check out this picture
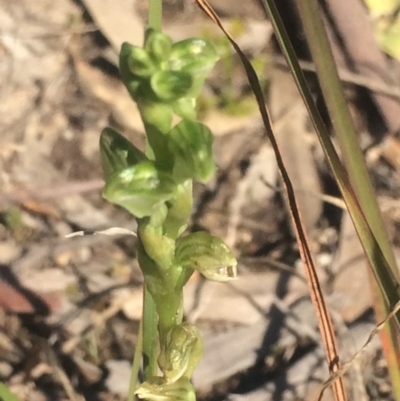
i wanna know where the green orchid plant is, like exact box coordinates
[99,28,237,401]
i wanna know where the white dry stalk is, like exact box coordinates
[65,227,137,238]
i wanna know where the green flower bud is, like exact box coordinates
[169,38,219,74]
[99,128,147,180]
[168,119,216,183]
[120,42,135,80]
[150,70,193,102]
[159,323,203,383]
[175,232,237,282]
[135,377,195,401]
[102,161,176,218]
[145,28,173,64]
[169,38,219,97]
[128,46,156,78]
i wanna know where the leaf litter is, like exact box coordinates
[1,0,400,400]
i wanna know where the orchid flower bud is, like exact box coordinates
[159,323,203,383]
[168,119,216,183]
[128,46,156,78]
[150,70,193,102]
[102,161,176,218]
[135,377,196,401]
[169,38,219,97]
[119,42,144,100]
[145,29,173,64]
[175,232,237,282]
[99,128,147,180]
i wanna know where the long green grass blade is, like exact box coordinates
[261,0,400,396]
[295,0,399,280]
[128,320,143,401]
[260,0,400,315]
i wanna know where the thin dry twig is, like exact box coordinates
[316,299,400,401]
[44,341,82,401]
[62,291,135,353]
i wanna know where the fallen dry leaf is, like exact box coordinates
[0,281,63,314]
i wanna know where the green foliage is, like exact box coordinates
[365,0,400,60]
[0,383,20,401]
[99,27,236,401]
[4,208,23,231]
[365,0,400,16]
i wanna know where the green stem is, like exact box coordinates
[128,320,143,401]
[155,292,184,344]
[140,0,163,382]
[148,0,162,31]
[143,285,158,379]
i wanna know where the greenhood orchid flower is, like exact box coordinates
[175,232,237,282]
